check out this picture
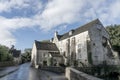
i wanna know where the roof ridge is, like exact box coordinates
[35,40,53,44]
[75,19,100,31]
[58,19,100,40]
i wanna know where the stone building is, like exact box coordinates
[9,45,21,64]
[31,19,119,68]
[31,40,62,68]
[12,50,21,64]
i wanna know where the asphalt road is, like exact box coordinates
[0,63,61,80]
[0,63,40,80]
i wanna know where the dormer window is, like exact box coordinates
[69,29,74,36]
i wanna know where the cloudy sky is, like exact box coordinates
[0,0,120,51]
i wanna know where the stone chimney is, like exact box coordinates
[54,31,58,37]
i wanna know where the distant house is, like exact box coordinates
[31,19,120,68]
[11,49,21,64]
[31,40,62,68]
[9,45,21,64]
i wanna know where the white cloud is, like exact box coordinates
[0,0,42,13]
[0,0,28,12]
[0,0,120,48]
[38,0,85,30]
[87,0,120,25]
[0,30,16,47]
[0,16,33,47]
[108,0,120,23]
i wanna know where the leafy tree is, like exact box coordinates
[0,45,13,61]
[106,25,120,53]
[21,51,31,63]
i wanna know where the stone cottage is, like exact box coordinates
[31,19,119,68]
[31,40,62,68]
[12,50,21,64]
[9,45,21,64]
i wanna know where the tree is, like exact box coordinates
[106,25,120,53]
[0,45,13,61]
[21,51,31,63]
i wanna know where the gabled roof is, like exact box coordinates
[57,19,101,40]
[35,40,59,51]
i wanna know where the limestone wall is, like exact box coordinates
[0,61,15,67]
[53,23,116,66]
[57,31,89,65]
[65,67,103,80]
[75,31,88,64]
[31,42,37,66]
[89,24,113,65]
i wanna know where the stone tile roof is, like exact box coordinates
[57,19,101,40]
[35,40,59,51]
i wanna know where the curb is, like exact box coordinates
[0,67,19,78]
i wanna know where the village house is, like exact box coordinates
[31,40,62,68]
[12,50,21,64]
[31,19,119,68]
[9,45,21,64]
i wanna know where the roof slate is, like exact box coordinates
[35,40,59,51]
[57,19,101,40]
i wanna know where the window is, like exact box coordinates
[97,24,102,30]
[77,44,82,58]
[43,53,45,57]
[71,37,75,45]
[69,30,74,35]
[63,51,66,57]
[66,39,70,53]
[102,36,107,47]
[78,44,81,48]
[93,43,95,46]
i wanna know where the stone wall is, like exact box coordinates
[0,61,15,67]
[40,66,65,73]
[31,42,37,66]
[65,67,103,80]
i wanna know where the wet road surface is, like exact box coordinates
[0,63,40,80]
[39,69,60,80]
